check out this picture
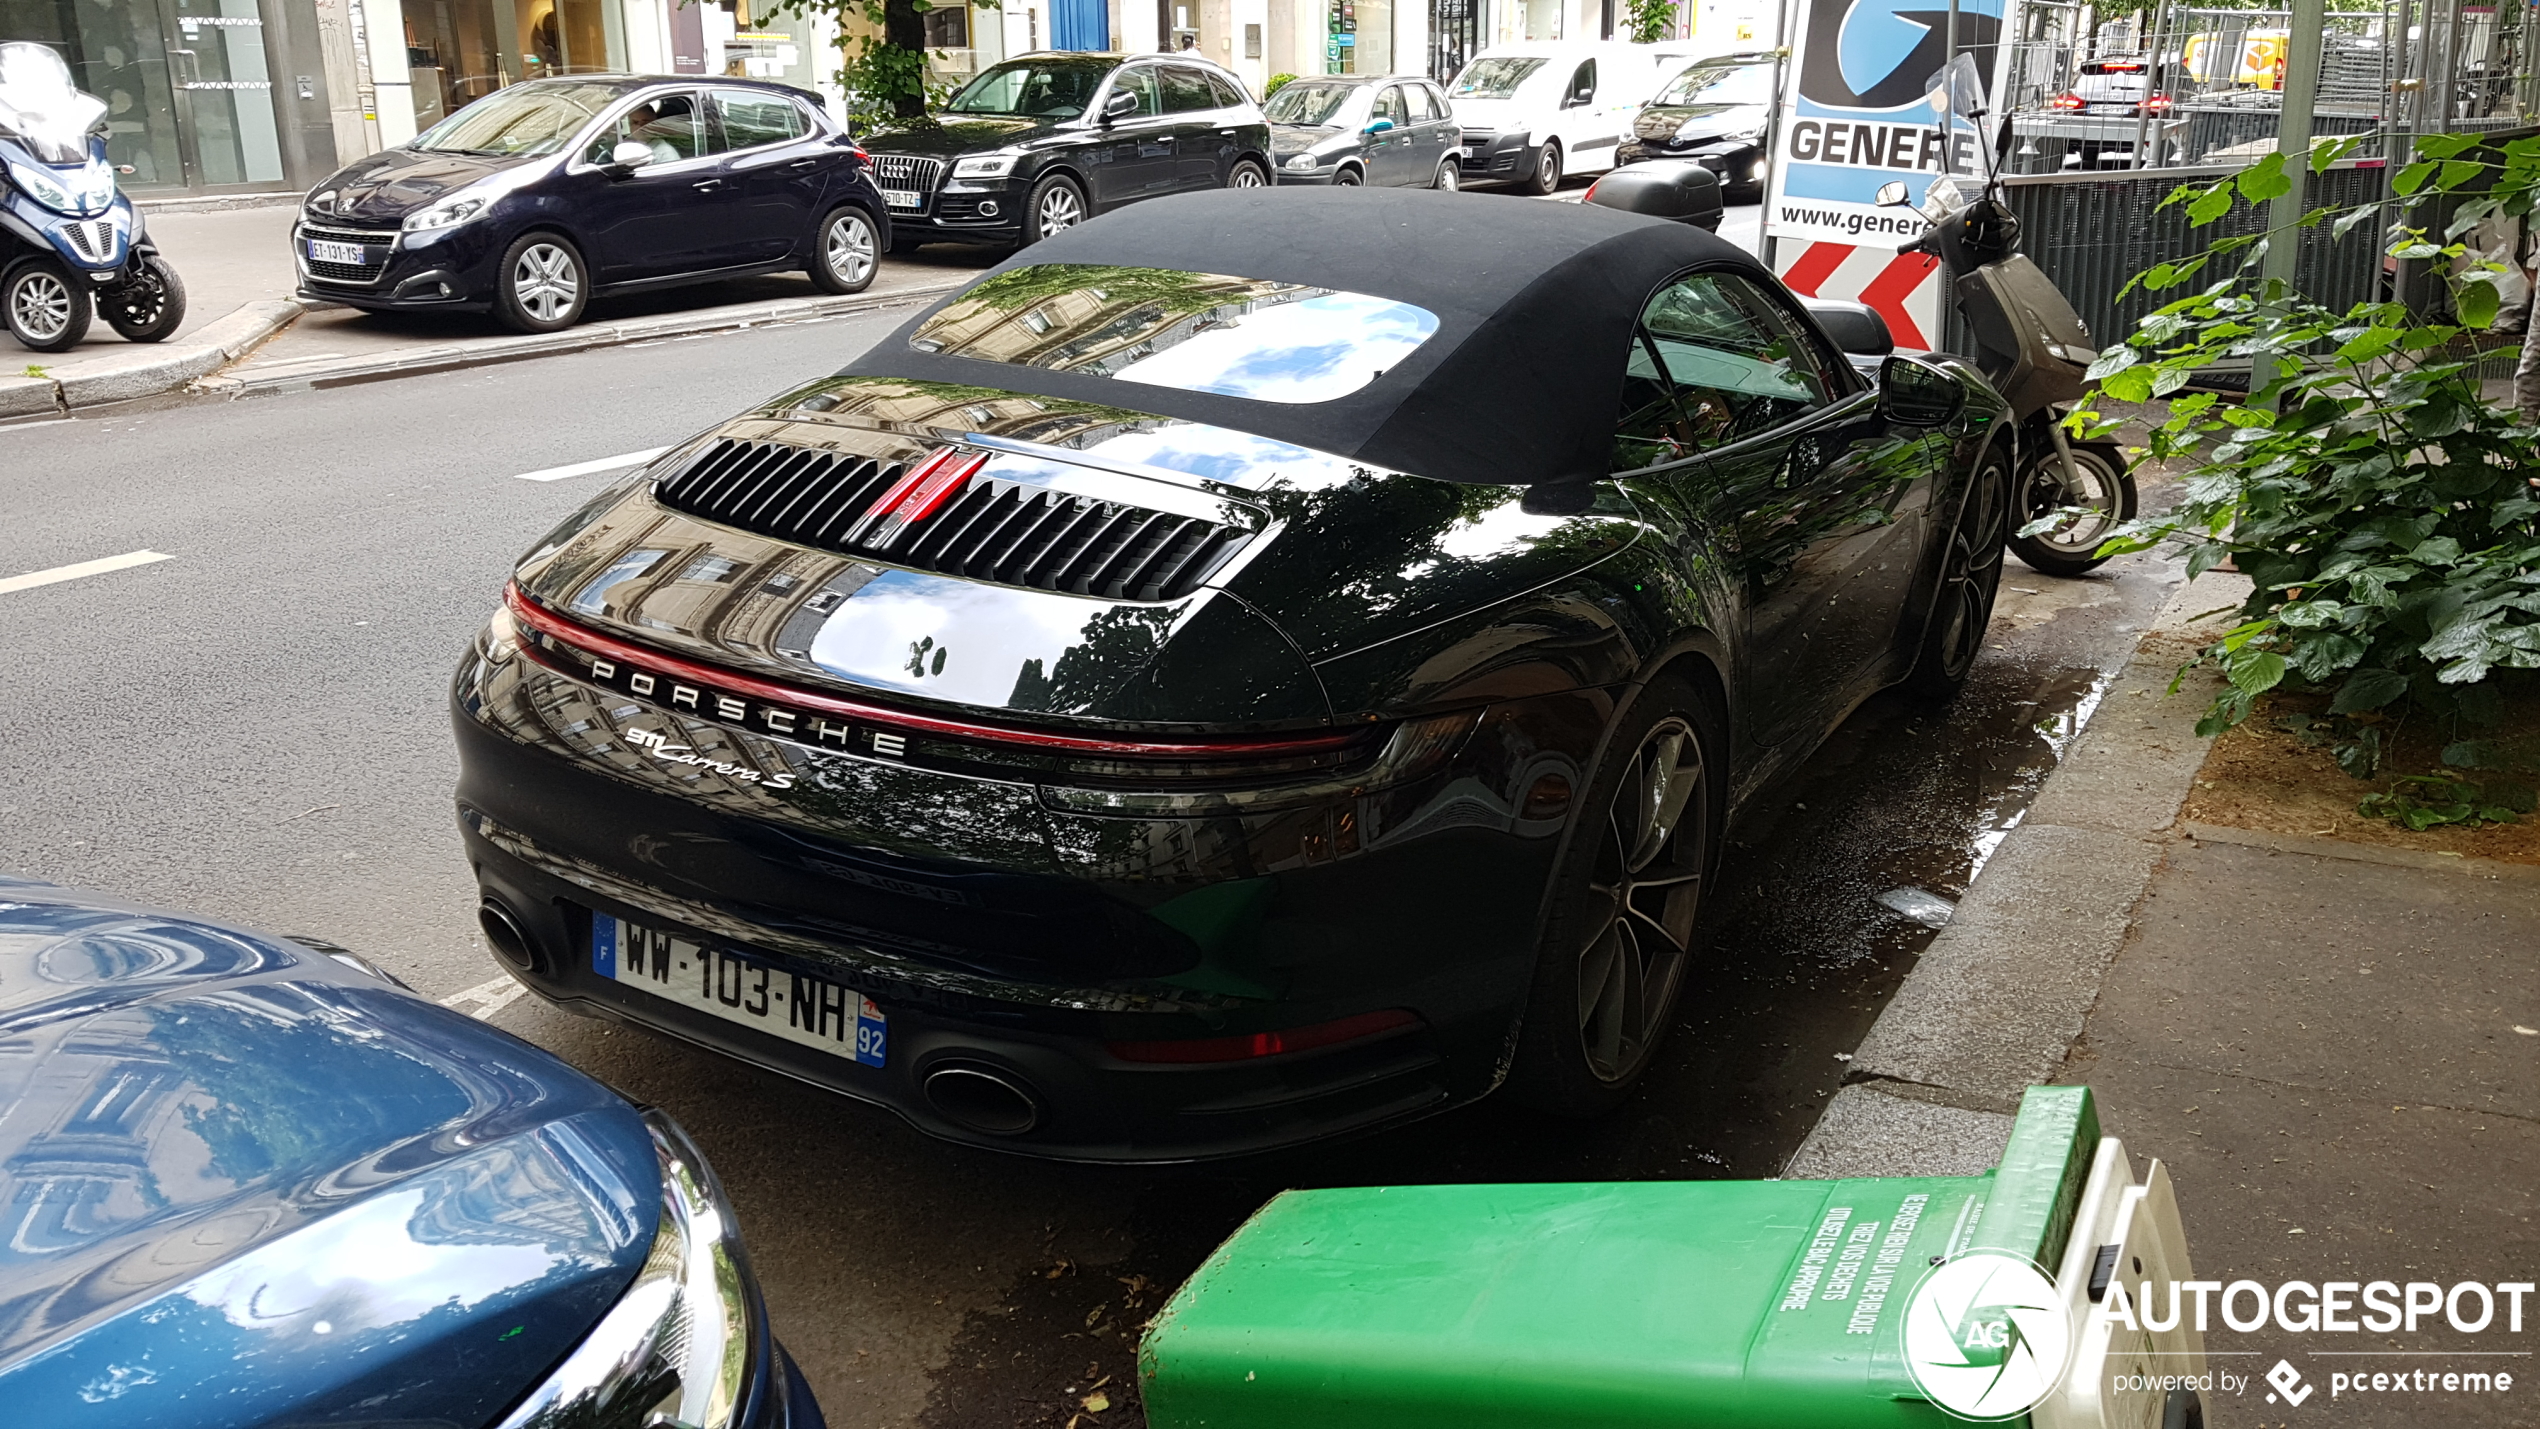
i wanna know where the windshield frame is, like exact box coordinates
[409,79,622,157]
[1652,61,1774,108]
[1449,56,1549,101]
[940,58,1118,119]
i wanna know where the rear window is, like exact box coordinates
[908,264,1440,404]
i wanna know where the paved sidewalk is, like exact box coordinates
[2068,831,2538,1427]
[1789,566,2540,1425]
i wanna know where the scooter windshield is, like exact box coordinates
[0,42,109,164]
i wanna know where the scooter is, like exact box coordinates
[0,42,186,354]
[1875,67,2133,578]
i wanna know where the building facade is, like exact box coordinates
[3,0,1763,196]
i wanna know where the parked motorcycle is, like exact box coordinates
[1876,69,2133,577]
[0,42,186,353]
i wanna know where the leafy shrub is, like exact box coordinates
[2073,136,2540,776]
[1265,73,1299,98]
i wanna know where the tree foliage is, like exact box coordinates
[1621,0,1680,45]
[762,0,997,123]
[2065,132,2540,777]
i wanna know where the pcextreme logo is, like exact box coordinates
[1901,1251,2072,1420]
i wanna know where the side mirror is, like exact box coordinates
[1103,90,1140,122]
[1364,117,1396,133]
[1873,179,1910,207]
[604,139,655,174]
[1877,354,1967,427]
[1801,297,1893,357]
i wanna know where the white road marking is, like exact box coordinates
[512,446,671,483]
[440,973,530,1021]
[0,549,173,595]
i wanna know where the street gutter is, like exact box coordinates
[0,299,304,419]
[198,280,965,397]
[1784,570,2248,1179]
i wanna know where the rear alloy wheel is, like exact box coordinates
[1905,442,2011,701]
[4,259,90,352]
[100,254,187,342]
[1227,159,1270,189]
[1023,174,1086,245]
[1507,683,1721,1116]
[1520,139,1563,196]
[1434,158,1460,190]
[808,205,878,294]
[494,233,586,334]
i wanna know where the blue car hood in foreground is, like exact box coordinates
[0,879,659,1429]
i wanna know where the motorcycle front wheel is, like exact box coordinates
[4,258,91,352]
[2008,441,2135,578]
[101,254,187,342]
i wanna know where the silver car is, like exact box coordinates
[1268,74,1462,188]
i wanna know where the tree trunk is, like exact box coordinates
[885,0,928,118]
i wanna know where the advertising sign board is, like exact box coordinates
[1762,0,2009,345]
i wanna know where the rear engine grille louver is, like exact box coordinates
[652,438,1248,602]
[652,438,908,551]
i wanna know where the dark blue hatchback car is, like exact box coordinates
[294,76,888,333]
[0,874,822,1429]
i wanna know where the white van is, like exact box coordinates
[1447,41,1695,194]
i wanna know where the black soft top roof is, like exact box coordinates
[848,186,1771,486]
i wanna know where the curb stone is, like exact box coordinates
[0,299,304,418]
[1781,572,2250,1177]
[199,279,965,396]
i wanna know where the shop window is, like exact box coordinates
[923,5,970,47]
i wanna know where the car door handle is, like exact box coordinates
[692,179,723,191]
[789,157,820,168]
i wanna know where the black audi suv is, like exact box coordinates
[294,75,889,333]
[453,188,2009,1162]
[858,52,1271,250]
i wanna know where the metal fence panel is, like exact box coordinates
[1939,163,2388,358]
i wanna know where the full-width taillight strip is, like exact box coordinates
[504,583,1364,759]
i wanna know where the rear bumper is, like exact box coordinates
[449,644,1587,1161]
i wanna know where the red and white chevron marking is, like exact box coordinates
[1775,242,1943,351]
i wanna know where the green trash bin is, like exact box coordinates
[1140,1086,2206,1429]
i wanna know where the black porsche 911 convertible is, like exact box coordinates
[453,186,2011,1161]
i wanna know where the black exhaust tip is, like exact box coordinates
[478,899,537,973]
[922,1063,1041,1136]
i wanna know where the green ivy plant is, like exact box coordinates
[2063,133,2540,780]
[1264,73,1299,99]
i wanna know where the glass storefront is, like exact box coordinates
[1326,0,1389,72]
[2,0,309,190]
[402,0,620,130]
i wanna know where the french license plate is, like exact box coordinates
[593,914,885,1067]
[881,188,922,210]
[308,238,367,264]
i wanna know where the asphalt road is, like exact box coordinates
[1,297,2179,1428]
